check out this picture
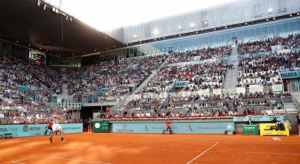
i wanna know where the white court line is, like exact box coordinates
[38,156,111,164]
[177,139,300,145]
[207,150,300,156]
[176,139,218,143]
[11,155,111,164]
[272,137,282,141]
[186,141,220,164]
[10,161,25,164]
[170,137,300,143]
[10,156,41,164]
[235,151,300,156]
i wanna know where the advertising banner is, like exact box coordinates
[112,121,234,134]
[243,125,258,135]
[0,123,83,138]
[259,123,289,136]
[280,70,300,79]
[272,84,283,92]
[93,120,110,133]
[249,85,263,93]
[233,115,285,122]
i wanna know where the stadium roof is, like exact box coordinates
[44,0,237,32]
[0,0,124,57]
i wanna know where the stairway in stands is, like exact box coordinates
[62,83,69,98]
[282,96,300,134]
[112,54,172,111]
[291,93,300,109]
[223,43,239,95]
[133,55,171,94]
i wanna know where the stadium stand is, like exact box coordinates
[0,54,81,124]
[1,33,300,123]
[2,1,300,163]
[0,0,299,129]
[68,54,168,102]
[167,46,232,63]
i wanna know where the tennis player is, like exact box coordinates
[50,109,64,143]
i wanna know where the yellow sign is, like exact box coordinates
[259,123,289,136]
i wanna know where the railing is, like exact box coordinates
[291,93,300,111]
[95,114,287,121]
[97,114,244,121]
[288,83,300,93]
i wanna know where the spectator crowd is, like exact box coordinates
[2,34,300,123]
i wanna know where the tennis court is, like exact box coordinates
[1,133,300,164]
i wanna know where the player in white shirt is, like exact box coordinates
[50,109,64,143]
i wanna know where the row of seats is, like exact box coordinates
[1,33,300,122]
[238,34,300,55]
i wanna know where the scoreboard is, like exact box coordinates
[29,50,46,65]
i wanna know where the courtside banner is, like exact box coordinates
[61,123,83,134]
[259,123,289,136]
[112,121,234,134]
[93,120,110,133]
[0,123,83,138]
[233,115,285,122]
